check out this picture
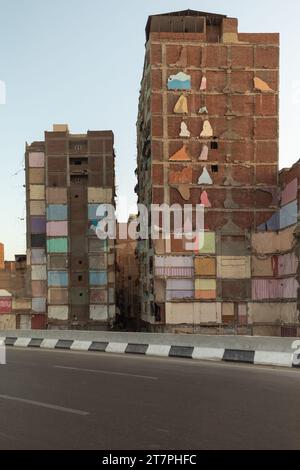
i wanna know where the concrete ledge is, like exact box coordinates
[2,330,300,369]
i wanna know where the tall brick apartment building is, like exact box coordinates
[136,10,300,335]
[25,125,116,329]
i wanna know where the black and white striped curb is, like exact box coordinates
[2,336,300,369]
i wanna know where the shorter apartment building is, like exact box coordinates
[25,125,116,330]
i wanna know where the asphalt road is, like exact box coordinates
[0,347,299,450]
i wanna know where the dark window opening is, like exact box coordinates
[211,140,218,150]
[74,160,82,165]
[78,260,82,265]
[211,165,218,173]
[74,194,79,199]
[79,293,83,297]
[155,303,161,322]
[78,275,82,281]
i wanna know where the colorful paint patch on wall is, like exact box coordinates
[31,249,46,265]
[47,238,68,253]
[29,152,45,168]
[280,201,297,229]
[46,221,68,237]
[200,191,212,207]
[47,205,68,221]
[32,297,46,313]
[254,77,273,93]
[198,167,213,185]
[167,72,191,90]
[217,256,251,279]
[174,95,188,114]
[89,271,108,286]
[200,120,213,138]
[169,166,192,184]
[90,305,108,321]
[155,256,194,277]
[169,145,191,162]
[31,217,46,234]
[252,278,298,300]
[166,278,194,300]
[31,265,47,281]
[48,271,68,287]
[195,232,216,254]
[30,185,45,200]
[48,306,69,320]
[195,279,217,300]
[194,257,216,276]
[179,122,191,138]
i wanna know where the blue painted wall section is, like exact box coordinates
[47,205,68,221]
[167,72,191,91]
[89,271,107,286]
[48,271,69,287]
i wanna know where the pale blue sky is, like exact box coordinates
[0,0,299,259]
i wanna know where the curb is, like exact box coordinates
[2,336,300,369]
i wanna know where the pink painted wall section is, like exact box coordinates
[281,179,298,207]
[29,152,45,168]
[0,298,12,314]
[46,221,68,237]
[156,267,194,277]
[252,278,298,300]
[155,256,194,277]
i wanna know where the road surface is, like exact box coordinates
[0,347,299,449]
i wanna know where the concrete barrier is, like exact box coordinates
[1,330,300,369]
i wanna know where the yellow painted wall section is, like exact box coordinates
[217,256,251,279]
[30,185,45,200]
[252,227,295,255]
[0,314,16,330]
[195,257,216,276]
[30,201,46,215]
[195,279,217,291]
[166,302,221,324]
[12,299,31,310]
[88,188,113,203]
[248,302,297,324]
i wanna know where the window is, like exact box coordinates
[211,140,218,150]
[211,165,218,173]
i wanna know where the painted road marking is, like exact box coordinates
[53,365,158,381]
[0,394,89,416]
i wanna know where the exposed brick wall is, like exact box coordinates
[137,11,282,331]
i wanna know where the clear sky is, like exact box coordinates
[0,0,299,259]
